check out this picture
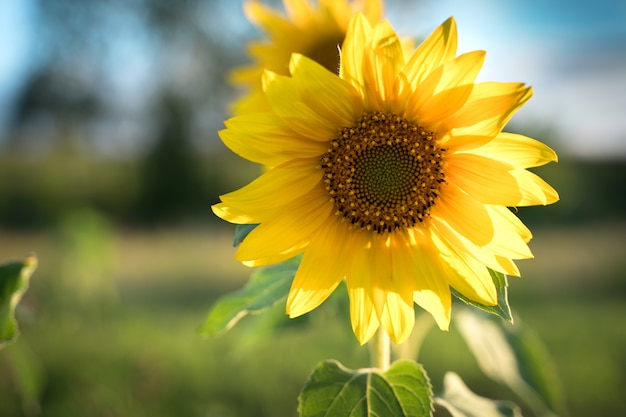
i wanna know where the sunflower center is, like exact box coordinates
[321,112,446,234]
[305,35,344,74]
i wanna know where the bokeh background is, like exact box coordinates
[0,0,625,416]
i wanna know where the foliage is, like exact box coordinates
[0,150,258,229]
[435,372,522,417]
[199,255,299,336]
[0,256,37,349]
[456,311,567,416]
[299,360,433,417]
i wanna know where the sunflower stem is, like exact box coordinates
[370,328,391,370]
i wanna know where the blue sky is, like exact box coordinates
[0,0,34,130]
[1,0,625,158]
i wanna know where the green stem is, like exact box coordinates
[370,328,391,370]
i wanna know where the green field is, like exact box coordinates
[1,222,625,417]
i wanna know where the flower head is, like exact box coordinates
[231,0,383,113]
[214,15,558,344]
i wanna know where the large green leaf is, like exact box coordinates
[298,360,433,417]
[435,372,522,417]
[456,309,565,417]
[451,268,512,322]
[199,255,301,336]
[0,255,37,349]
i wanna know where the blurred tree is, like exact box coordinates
[1,0,252,227]
[6,64,103,153]
[6,0,247,151]
[134,91,208,225]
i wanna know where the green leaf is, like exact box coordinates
[451,268,512,322]
[435,372,523,417]
[456,309,564,417]
[0,255,38,349]
[298,359,434,417]
[233,224,258,246]
[198,255,300,336]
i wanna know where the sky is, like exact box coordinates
[1,0,625,159]
[0,0,33,130]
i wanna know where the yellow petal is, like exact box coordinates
[218,162,322,224]
[428,228,497,306]
[347,285,380,345]
[404,17,458,88]
[263,71,340,141]
[448,153,557,208]
[446,153,522,206]
[415,85,473,127]
[289,53,363,127]
[344,229,387,344]
[432,183,494,246]
[221,113,327,166]
[471,132,558,168]
[384,234,423,343]
[407,50,484,127]
[443,82,532,135]
[495,255,520,277]
[404,230,452,331]
[368,235,393,319]
[388,233,420,297]
[510,169,560,206]
[340,12,373,91]
[414,289,450,331]
[487,205,532,242]
[434,50,485,94]
[343,232,389,322]
[431,217,521,276]
[211,203,253,226]
[283,0,314,23]
[361,20,404,109]
[405,62,443,116]
[286,218,349,317]
[242,250,305,268]
[244,1,294,37]
[235,188,332,263]
[442,133,493,153]
[381,291,415,344]
[360,0,384,24]
[483,205,534,259]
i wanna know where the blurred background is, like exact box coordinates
[0,0,624,416]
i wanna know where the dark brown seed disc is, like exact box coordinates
[321,111,446,233]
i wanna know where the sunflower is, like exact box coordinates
[213,14,558,345]
[231,0,383,113]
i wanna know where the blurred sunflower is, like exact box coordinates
[214,14,558,344]
[231,0,383,113]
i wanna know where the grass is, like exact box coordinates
[1,221,625,416]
